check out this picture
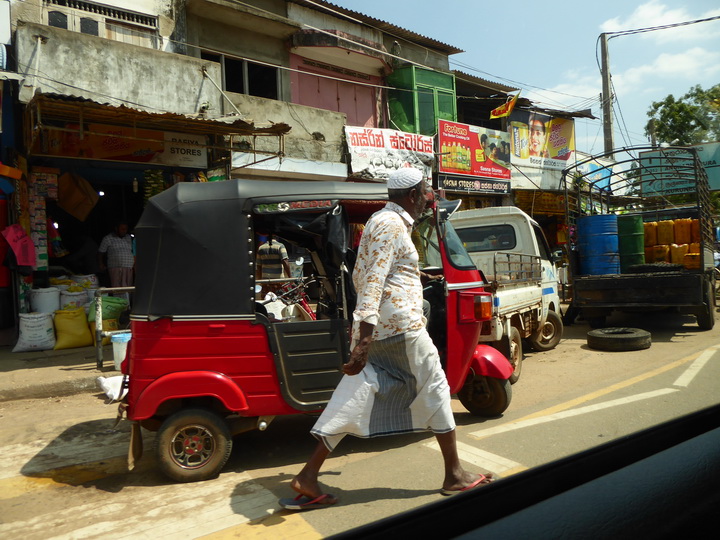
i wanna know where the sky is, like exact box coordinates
[328,0,720,156]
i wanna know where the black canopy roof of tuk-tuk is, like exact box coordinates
[133,179,389,318]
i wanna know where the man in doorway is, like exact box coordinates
[256,234,292,283]
[280,167,494,511]
[98,221,134,288]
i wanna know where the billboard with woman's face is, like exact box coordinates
[509,111,575,170]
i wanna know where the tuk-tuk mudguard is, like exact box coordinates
[469,344,514,380]
[131,371,249,420]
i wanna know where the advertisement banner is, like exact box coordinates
[639,142,720,195]
[576,160,614,190]
[508,111,575,170]
[38,123,208,168]
[345,126,433,181]
[438,120,511,180]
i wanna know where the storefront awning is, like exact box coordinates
[26,93,291,137]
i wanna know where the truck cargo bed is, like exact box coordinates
[573,271,705,308]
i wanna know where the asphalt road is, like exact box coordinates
[1,308,718,539]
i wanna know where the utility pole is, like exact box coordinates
[600,33,614,154]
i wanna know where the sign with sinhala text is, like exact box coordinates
[345,126,433,181]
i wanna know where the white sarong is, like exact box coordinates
[311,328,455,451]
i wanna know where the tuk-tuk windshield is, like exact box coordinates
[415,213,475,270]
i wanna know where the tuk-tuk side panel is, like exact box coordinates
[440,240,486,394]
[269,318,350,411]
[127,319,303,419]
[444,285,485,394]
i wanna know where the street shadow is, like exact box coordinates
[17,409,474,493]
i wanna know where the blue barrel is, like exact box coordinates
[577,215,620,275]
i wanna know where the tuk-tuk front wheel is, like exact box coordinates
[458,375,512,417]
[156,409,233,483]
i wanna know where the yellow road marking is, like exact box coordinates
[0,457,129,499]
[198,511,322,540]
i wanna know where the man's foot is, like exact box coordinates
[440,472,495,495]
[279,493,338,511]
[284,474,338,510]
[291,473,324,500]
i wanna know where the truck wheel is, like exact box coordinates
[696,282,716,330]
[586,327,651,352]
[493,327,523,384]
[528,310,564,352]
[156,409,233,483]
[458,375,512,417]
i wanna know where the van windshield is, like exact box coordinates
[456,224,517,252]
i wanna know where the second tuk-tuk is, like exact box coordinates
[119,179,513,482]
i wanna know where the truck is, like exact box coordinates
[451,206,564,383]
[561,145,716,331]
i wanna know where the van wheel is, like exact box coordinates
[458,375,512,417]
[528,310,563,352]
[156,409,232,483]
[495,327,523,384]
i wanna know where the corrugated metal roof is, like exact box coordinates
[290,0,464,55]
[28,94,291,136]
[453,70,518,94]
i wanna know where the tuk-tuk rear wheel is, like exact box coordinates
[156,408,233,483]
[458,375,512,417]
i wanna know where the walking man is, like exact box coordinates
[280,167,493,511]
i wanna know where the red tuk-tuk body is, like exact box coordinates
[121,179,512,482]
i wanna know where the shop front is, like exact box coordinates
[3,94,289,329]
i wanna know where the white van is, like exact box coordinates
[451,207,563,383]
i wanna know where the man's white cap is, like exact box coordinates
[387,167,423,189]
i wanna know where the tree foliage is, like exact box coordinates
[645,84,720,145]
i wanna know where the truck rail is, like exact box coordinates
[489,252,542,290]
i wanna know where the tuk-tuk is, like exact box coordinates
[120,179,513,482]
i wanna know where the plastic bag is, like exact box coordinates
[96,375,128,402]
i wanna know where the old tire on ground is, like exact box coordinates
[586,327,651,352]
[528,310,564,352]
[156,408,233,483]
[458,375,512,417]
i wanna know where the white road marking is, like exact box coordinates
[469,388,678,439]
[673,347,719,387]
[424,440,522,474]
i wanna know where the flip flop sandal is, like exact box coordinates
[279,493,338,510]
[440,474,495,496]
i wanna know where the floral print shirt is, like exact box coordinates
[352,202,425,341]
